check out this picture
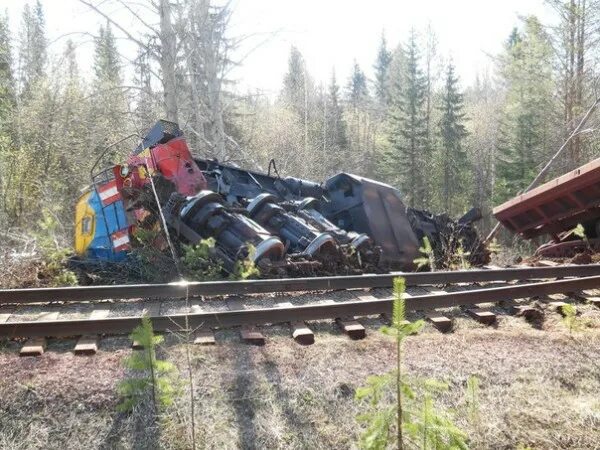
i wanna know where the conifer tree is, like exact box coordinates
[18,0,47,96]
[282,46,309,118]
[384,29,428,207]
[495,17,554,202]
[89,23,128,156]
[373,31,392,106]
[325,70,348,172]
[59,40,90,194]
[94,23,122,86]
[437,62,468,214]
[133,48,160,130]
[346,60,368,109]
[0,12,14,124]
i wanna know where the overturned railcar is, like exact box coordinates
[494,157,600,257]
[75,120,489,274]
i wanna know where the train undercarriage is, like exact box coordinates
[74,120,490,278]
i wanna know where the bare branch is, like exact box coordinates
[115,0,159,35]
[78,0,155,55]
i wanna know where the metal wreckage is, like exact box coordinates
[74,120,490,277]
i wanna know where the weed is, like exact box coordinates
[572,223,591,251]
[129,227,178,282]
[181,238,223,281]
[43,248,78,286]
[466,376,480,426]
[33,209,79,286]
[230,244,260,280]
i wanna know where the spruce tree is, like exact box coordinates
[437,62,468,214]
[18,0,47,96]
[385,29,428,207]
[94,23,122,86]
[89,22,128,157]
[373,32,392,106]
[282,46,308,118]
[0,11,14,123]
[495,17,554,202]
[346,60,368,109]
[325,70,348,172]
[133,48,159,130]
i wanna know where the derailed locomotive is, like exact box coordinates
[75,120,489,275]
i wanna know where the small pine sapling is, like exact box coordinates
[355,277,469,449]
[414,237,436,271]
[487,238,501,255]
[561,303,583,334]
[406,379,468,449]
[382,278,425,448]
[450,241,471,271]
[118,316,177,412]
[356,277,424,449]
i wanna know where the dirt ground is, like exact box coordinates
[1,306,600,450]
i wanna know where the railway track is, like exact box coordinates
[1,263,600,354]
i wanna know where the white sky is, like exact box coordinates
[1,0,556,95]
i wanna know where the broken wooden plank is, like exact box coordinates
[467,308,497,325]
[291,321,314,345]
[20,337,47,356]
[74,335,99,355]
[193,328,216,345]
[426,314,453,333]
[336,318,366,340]
[240,325,265,345]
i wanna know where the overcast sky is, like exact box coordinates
[1,0,556,95]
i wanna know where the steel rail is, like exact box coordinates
[2,264,600,305]
[3,274,600,338]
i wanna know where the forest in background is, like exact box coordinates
[1,0,599,250]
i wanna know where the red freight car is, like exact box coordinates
[493,158,600,257]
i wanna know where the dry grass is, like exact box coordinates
[1,309,600,449]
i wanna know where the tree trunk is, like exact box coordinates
[159,0,178,122]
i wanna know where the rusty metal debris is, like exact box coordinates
[494,157,600,257]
